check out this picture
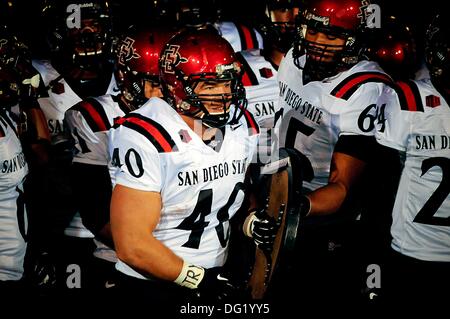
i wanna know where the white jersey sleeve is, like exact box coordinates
[65,96,126,166]
[337,80,386,137]
[109,121,162,192]
[376,86,414,151]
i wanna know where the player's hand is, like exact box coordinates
[196,268,237,301]
[251,200,285,255]
[30,251,57,288]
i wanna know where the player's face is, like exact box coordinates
[194,80,232,115]
[68,18,104,55]
[305,28,346,63]
[270,8,296,32]
[144,80,163,98]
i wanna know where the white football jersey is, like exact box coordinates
[277,50,392,191]
[64,95,125,256]
[0,110,28,281]
[376,78,450,262]
[110,97,259,279]
[237,49,281,162]
[32,60,118,145]
[65,95,126,169]
[33,60,119,239]
[215,21,264,53]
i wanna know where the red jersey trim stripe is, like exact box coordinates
[331,72,393,100]
[120,114,176,153]
[396,81,424,112]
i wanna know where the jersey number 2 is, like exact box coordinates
[176,182,245,249]
[413,157,450,226]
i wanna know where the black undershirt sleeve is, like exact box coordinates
[71,162,112,236]
[334,134,377,163]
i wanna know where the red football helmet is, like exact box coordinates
[294,0,371,79]
[367,16,417,80]
[159,28,245,128]
[116,25,175,109]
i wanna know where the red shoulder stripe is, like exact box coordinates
[240,25,255,50]
[75,98,111,132]
[121,114,175,153]
[331,72,393,100]
[239,106,259,136]
[396,81,424,112]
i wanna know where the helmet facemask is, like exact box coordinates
[266,0,299,53]
[163,63,246,128]
[47,1,112,72]
[293,13,364,81]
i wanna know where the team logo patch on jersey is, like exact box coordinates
[179,129,192,143]
[426,95,441,108]
[118,37,141,66]
[161,45,188,74]
[259,67,273,79]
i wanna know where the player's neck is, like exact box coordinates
[268,48,285,68]
[180,114,213,138]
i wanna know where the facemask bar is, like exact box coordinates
[184,72,246,128]
[293,16,362,80]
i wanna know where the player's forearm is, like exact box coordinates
[115,235,183,281]
[307,182,348,216]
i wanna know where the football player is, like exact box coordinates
[375,12,450,306]
[109,29,265,304]
[367,16,418,81]
[30,0,118,290]
[274,0,394,305]
[0,26,29,291]
[63,24,174,288]
[238,0,298,164]
[175,0,264,53]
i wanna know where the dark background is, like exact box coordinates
[1,0,444,59]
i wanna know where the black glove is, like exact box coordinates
[251,202,285,255]
[196,268,237,301]
[29,251,57,288]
